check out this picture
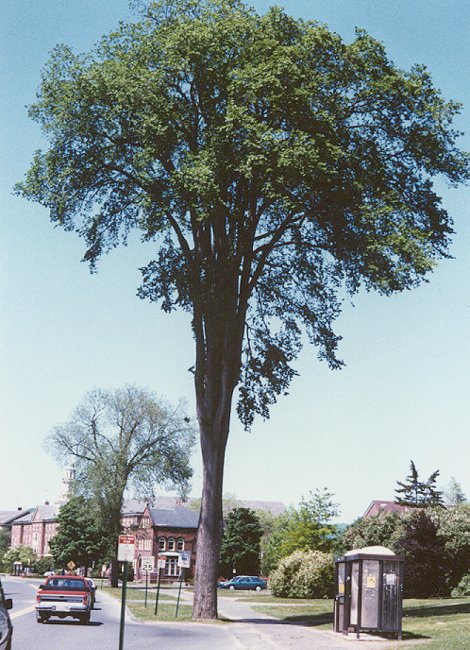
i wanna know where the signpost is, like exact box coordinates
[175,552,191,618]
[141,556,155,607]
[117,535,135,650]
[154,555,166,616]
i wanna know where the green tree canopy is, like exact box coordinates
[395,460,444,507]
[261,488,339,574]
[219,507,263,577]
[46,385,195,577]
[2,545,37,572]
[16,0,468,618]
[343,506,470,597]
[444,476,467,506]
[0,529,10,562]
[48,496,109,573]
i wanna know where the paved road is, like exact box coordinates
[3,578,407,649]
[3,577,240,649]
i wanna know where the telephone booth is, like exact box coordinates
[334,546,403,640]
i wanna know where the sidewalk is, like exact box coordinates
[183,591,411,650]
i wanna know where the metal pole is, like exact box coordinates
[154,568,161,616]
[118,562,128,650]
[144,569,149,607]
[175,568,184,618]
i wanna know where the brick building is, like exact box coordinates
[9,497,199,580]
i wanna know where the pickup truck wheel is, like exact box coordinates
[36,614,47,624]
[80,612,91,625]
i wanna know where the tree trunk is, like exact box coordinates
[192,411,230,619]
[110,558,119,588]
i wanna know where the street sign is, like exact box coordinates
[117,534,136,562]
[67,560,76,571]
[157,555,166,569]
[178,551,191,568]
[141,556,155,573]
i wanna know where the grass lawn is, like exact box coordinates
[102,585,177,601]
[252,597,470,649]
[101,585,195,621]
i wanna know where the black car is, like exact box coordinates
[0,577,13,650]
[218,575,267,591]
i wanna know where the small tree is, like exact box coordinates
[395,460,444,507]
[2,545,37,573]
[48,496,108,574]
[261,488,339,574]
[444,476,467,506]
[47,385,195,584]
[219,507,263,577]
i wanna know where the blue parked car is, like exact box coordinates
[218,576,267,591]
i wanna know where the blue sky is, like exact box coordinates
[1,0,469,522]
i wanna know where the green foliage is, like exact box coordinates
[269,550,334,599]
[46,386,195,561]
[395,460,444,507]
[16,0,469,431]
[451,574,470,597]
[0,529,10,561]
[343,505,470,597]
[340,511,403,553]
[429,503,470,592]
[261,489,339,574]
[2,544,37,571]
[395,510,448,597]
[219,507,263,576]
[15,0,469,617]
[48,496,109,571]
[33,557,56,575]
[444,477,467,506]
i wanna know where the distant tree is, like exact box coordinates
[219,507,263,576]
[430,503,470,593]
[46,385,195,584]
[16,0,468,618]
[1,545,36,572]
[395,510,448,597]
[395,460,444,507]
[0,529,10,561]
[261,488,339,574]
[343,507,469,597]
[260,510,294,575]
[444,476,467,506]
[341,511,402,554]
[48,496,108,574]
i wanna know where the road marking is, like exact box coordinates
[10,604,36,619]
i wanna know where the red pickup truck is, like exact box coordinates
[36,576,92,624]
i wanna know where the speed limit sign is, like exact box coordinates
[141,556,155,573]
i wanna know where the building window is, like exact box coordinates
[158,537,166,551]
[177,538,184,551]
[165,557,179,577]
[167,537,175,551]
[144,539,152,551]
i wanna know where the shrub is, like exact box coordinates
[269,550,334,599]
